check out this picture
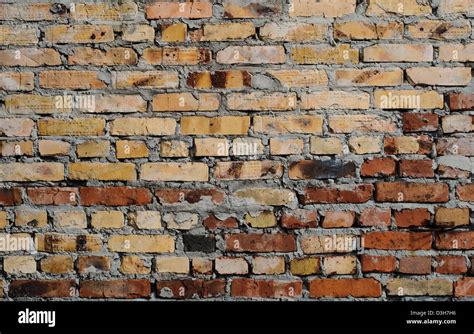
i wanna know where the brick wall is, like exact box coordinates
[0,0,473,300]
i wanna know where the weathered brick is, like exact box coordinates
[386,279,452,296]
[217,46,285,64]
[68,47,137,65]
[309,278,381,298]
[407,20,471,40]
[225,234,296,253]
[79,187,152,206]
[44,25,114,44]
[289,160,356,179]
[364,231,432,250]
[9,280,75,298]
[77,256,111,274]
[108,235,174,253]
[394,208,431,228]
[367,0,432,16]
[215,161,283,180]
[146,1,212,19]
[141,163,208,182]
[291,45,358,64]
[110,118,176,136]
[254,115,323,134]
[181,116,250,135]
[290,0,356,17]
[260,22,326,41]
[0,163,64,182]
[224,0,282,18]
[407,67,471,86]
[335,68,403,86]
[231,278,302,298]
[361,255,396,273]
[156,279,225,299]
[302,184,373,204]
[80,280,150,299]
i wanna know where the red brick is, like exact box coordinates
[156,279,225,299]
[361,158,396,177]
[435,232,474,250]
[375,182,449,202]
[27,187,78,205]
[79,187,152,206]
[203,215,239,230]
[301,184,373,204]
[0,188,22,205]
[399,159,434,177]
[225,234,296,253]
[394,208,431,228]
[364,231,432,250]
[455,278,474,297]
[309,278,381,298]
[231,278,302,298]
[435,256,468,274]
[281,209,318,229]
[9,280,75,298]
[361,255,396,273]
[457,184,474,201]
[399,256,431,274]
[402,113,439,132]
[80,280,150,299]
[449,93,474,111]
[359,207,391,227]
[155,188,224,205]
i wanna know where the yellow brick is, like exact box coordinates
[91,211,124,229]
[291,44,358,64]
[123,25,155,42]
[216,46,285,64]
[329,115,397,133]
[162,23,187,42]
[245,211,277,228]
[181,116,250,135]
[39,70,107,89]
[435,208,470,227]
[143,47,211,65]
[68,47,138,65]
[406,67,471,86]
[0,48,61,67]
[290,258,320,275]
[407,20,471,40]
[159,140,189,158]
[156,256,189,273]
[438,0,474,14]
[0,163,64,181]
[108,235,174,253]
[68,163,136,181]
[44,25,114,43]
[0,26,38,45]
[120,256,151,274]
[0,211,7,229]
[5,94,70,114]
[71,3,138,21]
[40,255,74,274]
[215,161,283,180]
[0,140,33,156]
[200,22,254,41]
[439,44,474,62]
[112,71,178,89]
[290,0,356,17]
[116,140,149,159]
[374,90,444,109]
[36,233,102,252]
[270,138,304,155]
[232,138,264,156]
[76,140,110,158]
[260,22,327,41]
[38,119,105,136]
[141,162,208,182]
[349,136,382,154]
[195,138,229,157]
[335,21,403,40]
[0,72,34,91]
[91,95,147,113]
[53,210,87,229]
[367,0,432,16]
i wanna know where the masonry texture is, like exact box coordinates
[0,0,473,301]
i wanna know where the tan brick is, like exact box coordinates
[199,22,255,41]
[323,256,357,275]
[386,279,452,296]
[36,233,101,252]
[267,69,328,87]
[195,138,228,157]
[68,163,136,181]
[335,68,403,86]
[163,213,199,230]
[407,20,471,40]
[301,91,370,109]
[4,256,36,274]
[0,119,34,137]
[38,119,105,136]
[254,115,323,134]
[112,71,178,89]
[349,136,382,154]
[384,135,433,154]
[76,140,110,158]
[0,211,7,229]
[68,47,137,65]
[367,0,432,16]
[15,209,47,227]
[141,163,208,182]
[215,257,248,275]
[217,46,285,64]
[192,258,213,275]
[181,116,250,135]
[334,21,403,40]
[375,90,444,109]
[215,161,283,180]
[39,140,71,156]
[442,115,473,133]
[130,211,161,230]
[116,140,149,159]
[407,67,471,86]
[108,235,174,253]
[153,93,219,111]
[146,1,212,19]
[301,234,358,254]
[260,22,327,41]
[310,137,344,155]
[290,0,356,17]
[91,211,124,229]
[0,3,66,21]
[232,138,264,156]
[0,163,64,182]
[291,44,358,64]
[232,188,296,207]
[0,48,61,66]
[438,0,474,15]
[252,257,285,275]
[121,256,151,274]
[329,115,396,133]
[143,47,211,65]
[53,210,87,229]
[123,25,155,42]
[0,72,34,91]
[40,256,74,274]
[156,256,189,274]
[270,138,304,155]
[439,44,474,62]
[0,26,38,45]
[1,140,33,157]
[44,25,114,44]
[245,211,277,228]
[364,44,433,62]
[5,94,70,114]
[223,0,282,18]
[110,118,176,136]
[227,92,296,111]
[435,208,470,227]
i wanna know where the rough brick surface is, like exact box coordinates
[0,0,472,301]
